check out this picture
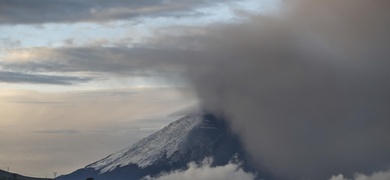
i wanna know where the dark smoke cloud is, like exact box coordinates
[160,0,390,179]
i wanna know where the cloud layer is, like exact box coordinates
[0,0,230,24]
[144,158,255,180]
[0,71,92,85]
[329,169,390,180]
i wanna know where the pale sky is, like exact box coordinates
[0,0,279,177]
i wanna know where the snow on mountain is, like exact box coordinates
[86,115,203,173]
[58,113,267,180]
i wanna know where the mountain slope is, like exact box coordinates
[58,114,267,180]
[87,115,204,173]
[0,169,52,180]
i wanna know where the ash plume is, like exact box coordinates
[165,0,390,179]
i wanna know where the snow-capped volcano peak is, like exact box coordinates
[58,113,262,180]
[86,115,203,173]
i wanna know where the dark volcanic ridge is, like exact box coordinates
[0,169,53,180]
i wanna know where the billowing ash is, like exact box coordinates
[168,0,390,179]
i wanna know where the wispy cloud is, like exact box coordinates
[8,101,66,105]
[1,47,184,75]
[33,129,80,135]
[0,0,231,24]
[0,71,93,85]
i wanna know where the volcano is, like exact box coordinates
[57,114,268,180]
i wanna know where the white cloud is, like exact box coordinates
[330,174,349,180]
[329,169,390,180]
[144,158,255,180]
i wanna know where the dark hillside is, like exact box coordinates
[0,169,53,180]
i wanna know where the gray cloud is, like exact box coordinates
[2,47,186,75]
[8,101,66,105]
[0,38,21,49]
[172,0,390,179]
[0,71,92,85]
[72,90,137,97]
[118,0,390,179]
[0,47,198,89]
[0,0,226,24]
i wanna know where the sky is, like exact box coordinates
[1,0,390,179]
[0,0,279,178]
